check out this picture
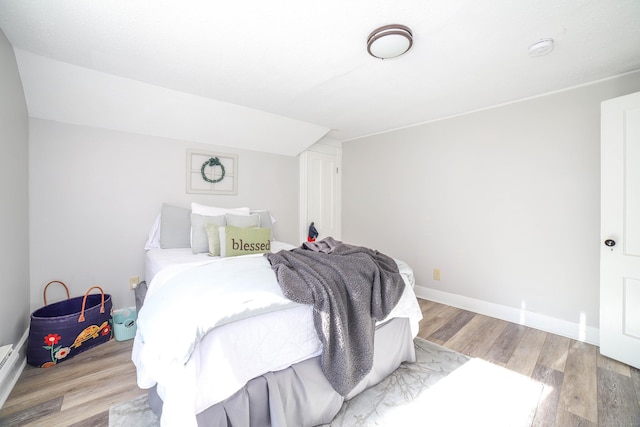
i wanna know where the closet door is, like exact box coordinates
[600,91,640,369]
[299,145,341,243]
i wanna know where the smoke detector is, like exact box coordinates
[528,38,554,57]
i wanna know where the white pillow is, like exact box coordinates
[250,210,276,240]
[144,214,161,250]
[191,213,226,254]
[225,213,260,228]
[219,226,227,257]
[191,203,250,217]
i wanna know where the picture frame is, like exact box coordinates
[186,149,238,195]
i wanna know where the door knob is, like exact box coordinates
[604,239,616,247]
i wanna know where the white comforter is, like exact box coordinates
[132,249,422,427]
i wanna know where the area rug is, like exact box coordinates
[109,338,543,427]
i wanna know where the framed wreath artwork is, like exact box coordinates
[186,149,238,195]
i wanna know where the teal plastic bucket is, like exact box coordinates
[113,308,137,341]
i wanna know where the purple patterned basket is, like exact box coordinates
[27,281,113,368]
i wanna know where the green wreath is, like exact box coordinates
[200,157,226,183]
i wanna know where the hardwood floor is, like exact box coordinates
[1,298,639,426]
[0,338,144,426]
[417,299,640,427]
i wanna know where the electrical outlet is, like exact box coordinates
[129,276,140,290]
[433,268,441,281]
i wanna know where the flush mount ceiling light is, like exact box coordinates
[367,24,413,59]
[528,38,554,57]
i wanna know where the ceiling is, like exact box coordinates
[1,1,639,156]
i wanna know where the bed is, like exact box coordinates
[132,203,423,426]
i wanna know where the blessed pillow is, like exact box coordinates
[160,204,191,249]
[204,222,223,256]
[219,225,271,257]
[191,214,226,254]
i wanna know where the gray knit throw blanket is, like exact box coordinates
[265,237,406,396]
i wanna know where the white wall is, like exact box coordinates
[29,119,300,311]
[342,72,640,339]
[0,29,29,348]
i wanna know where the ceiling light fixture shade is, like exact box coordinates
[367,24,413,59]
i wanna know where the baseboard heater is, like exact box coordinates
[0,344,12,370]
[0,330,28,409]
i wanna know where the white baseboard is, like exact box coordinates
[0,328,28,409]
[414,286,599,346]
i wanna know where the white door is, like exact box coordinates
[600,91,640,369]
[299,148,341,243]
